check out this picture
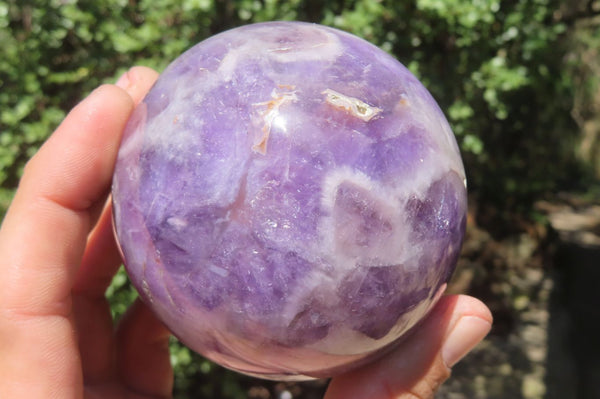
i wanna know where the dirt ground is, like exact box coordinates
[438,197,600,399]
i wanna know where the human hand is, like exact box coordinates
[0,66,171,398]
[0,65,492,399]
[326,295,492,399]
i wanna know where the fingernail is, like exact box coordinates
[115,71,130,89]
[442,316,491,368]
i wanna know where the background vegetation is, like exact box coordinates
[1,0,599,398]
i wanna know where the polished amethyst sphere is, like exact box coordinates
[112,21,467,380]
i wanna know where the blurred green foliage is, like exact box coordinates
[2,0,599,397]
[2,0,597,219]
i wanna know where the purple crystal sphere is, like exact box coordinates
[112,21,467,380]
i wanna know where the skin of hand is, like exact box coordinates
[0,66,492,399]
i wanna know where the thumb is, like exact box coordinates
[325,295,492,399]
